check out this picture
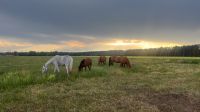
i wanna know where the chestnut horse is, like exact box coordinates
[120,57,131,68]
[109,56,131,68]
[79,58,92,71]
[98,56,106,65]
[109,56,122,66]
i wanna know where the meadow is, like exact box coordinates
[0,56,200,112]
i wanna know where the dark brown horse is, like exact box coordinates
[120,57,131,68]
[79,58,92,71]
[98,56,106,65]
[109,56,122,66]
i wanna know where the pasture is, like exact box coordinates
[0,56,200,112]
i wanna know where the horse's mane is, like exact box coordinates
[45,57,55,66]
[80,59,85,65]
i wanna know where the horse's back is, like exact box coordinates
[84,58,92,65]
[54,55,73,65]
[62,55,73,63]
[99,56,106,62]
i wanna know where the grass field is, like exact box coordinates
[0,56,200,112]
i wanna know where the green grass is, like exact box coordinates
[0,56,200,112]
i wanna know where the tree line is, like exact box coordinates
[1,44,200,57]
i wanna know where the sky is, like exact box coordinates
[0,0,200,52]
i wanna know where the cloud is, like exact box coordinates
[0,39,32,51]
[0,35,88,52]
[61,41,85,48]
[0,0,200,51]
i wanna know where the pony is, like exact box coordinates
[120,57,131,68]
[42,55,73,76]
[79,58,92,71]
[109,56,122,66]
[98,56,106,65]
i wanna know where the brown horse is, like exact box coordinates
[109,56,131,68]
[109,56,116,66]
[98,56,106,65]
[109,56,122,66]
[79,58,92,71]
[120,57,131,68]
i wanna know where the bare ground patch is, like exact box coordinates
[122,86,200,112]
[147,93,200,112]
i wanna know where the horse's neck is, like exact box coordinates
[45,58,54,67]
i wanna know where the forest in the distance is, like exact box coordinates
[1,44,200,57]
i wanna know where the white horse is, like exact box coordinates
[42,55,73,76]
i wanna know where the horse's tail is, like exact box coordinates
[69,57,73,72]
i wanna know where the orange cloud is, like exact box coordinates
[0,39,32,47]
[61,41,85,48]
[20,44,64,51]
[0,39,87,52]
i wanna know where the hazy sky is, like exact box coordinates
[0,0,200,52]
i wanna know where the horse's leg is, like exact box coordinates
[122,63,123,67]
[65,65,69,76]
[68,65,72,73]
[85,66,87,71]
[53,62,59,72]
[126,62,128,67]
[88,66,90,70]
[55,63,60,72]
[109,62,112,66]
[89,65,91,70]
[54,66,57,73]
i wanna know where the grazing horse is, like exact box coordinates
[120,57,131,68]
[42,55,73,76]
[109,56,122,66]
[79,58,92,71]
[109,56,116,66]
[98,56,106,65]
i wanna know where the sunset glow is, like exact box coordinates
[107,40,183,49]
[0,37,185,52]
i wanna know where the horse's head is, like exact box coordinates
[42,65,48,73]
[78,60,85,71]
[128,63,133,68]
